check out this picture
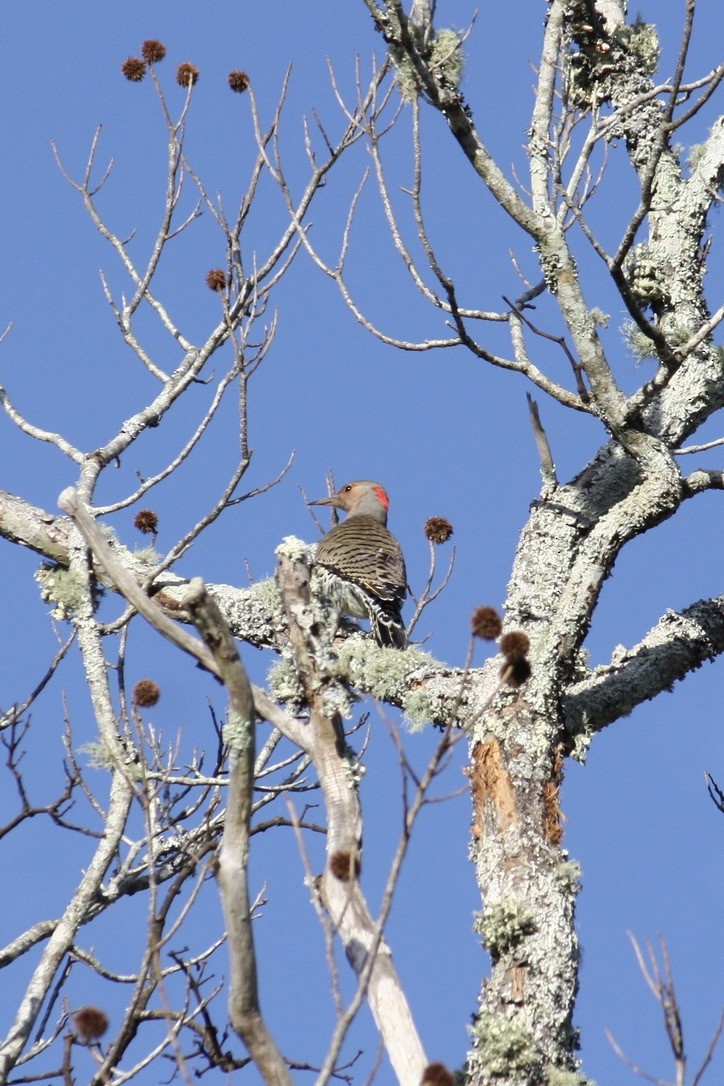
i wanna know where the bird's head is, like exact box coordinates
[310,480,390,523]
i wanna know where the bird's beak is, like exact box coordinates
[309,495,340,508]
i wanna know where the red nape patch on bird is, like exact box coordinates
[372,485,390,511]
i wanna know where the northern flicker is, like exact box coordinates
[310,480,408,649]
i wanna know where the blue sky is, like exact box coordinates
[1,3,722,1083]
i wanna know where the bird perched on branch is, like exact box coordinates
[310,480,408,649]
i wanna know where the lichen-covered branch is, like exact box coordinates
[276,546,428,1086]
[564,594,724,742]
[0,518,134,1079]
[183,583,291,1084]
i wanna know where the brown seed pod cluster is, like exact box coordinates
[133,509,158,535]
[121,57,146,82]
[228,70,250,93]
[471,606,503,641]
[176,62,200,87]
[73,1006,109,1042]
[329,848,361,882]
[133,679,161,708]
[471,608,531,686]
[421,1063,455,1086]
[205,269,227,292]
[500,630,531,688]
[499,631,530,662]
[141,39,166,64]
[424,516,454,544]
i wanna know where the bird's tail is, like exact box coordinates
[371,608,407,649]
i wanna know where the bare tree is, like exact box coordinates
[0,4,722,1086]
[605,935,724,1086]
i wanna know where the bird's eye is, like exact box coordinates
[344,485,352,492]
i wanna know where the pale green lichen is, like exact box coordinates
[570,647,590,683]
[35,563,89,620]
[133,546,161,566]
[566,14,659,111]
[429,28,465,86]
[223,708,254,752]
[589,308,609,328]
[687,128,724,191]
[247,576,285,644]
[569,728,593,763]
[622,321,657,363]
[80,741,116,771]
[623,316,694,364]
[557,857,583,894]
[402,688,447,732]
[267,657,305,707]
[475,900,537,959]
[274,534,315,563]
[80,740,142,779]
[269,648,351,717]
[662,321,696,350]
[616,17,660,74]
[564,51,605,112]
[687,142,707,174]
[249,576,282,612]
[623,244,670,310]
[98,523,119,544]
[532,241,569,296]
[471,1015,538,1078]
[393,48,422,102]
[338,639,430,700]
[392,27,465,102]
[321,680,353,721]
[337,639,449,729]
[546,1069,596,1086]
[342,745,366,788]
